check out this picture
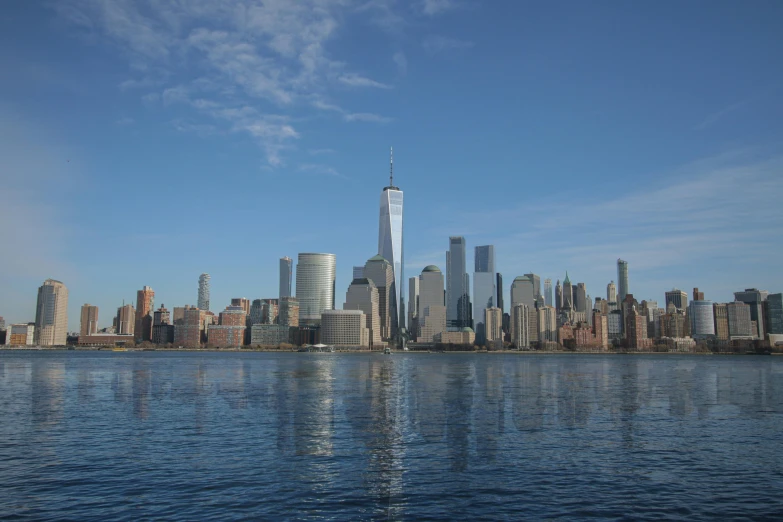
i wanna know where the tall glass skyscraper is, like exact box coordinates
[447,236,470,329]
[296,253,336,324]
[378,148,404,338]
[617,259,629,303]
[544,278,553,307]
[473,245,496,343]
[279,257,293,298]
[198,273,210,311]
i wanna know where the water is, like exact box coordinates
[1,352,782,520]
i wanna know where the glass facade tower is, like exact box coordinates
[378,149,404,338]
[473,245,496,343]
[617,259,629,303]
[296,253,336,324]
[279,257,293,298]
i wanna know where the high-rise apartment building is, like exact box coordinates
[364,255,394,340]
[617,259,629,302]
[665,289,688,312]
[116,304,136,335]
[174,306,204,347]
[321,310,369,348]
[511,304,530,349]
[484,307,503,346]
[152,304,174,344]
[198,273,210,311]
[418,265,446,342]
[727,301,753,338]
[35,279,69,346]
[80,304,99,337]
[231,298,251,315]
[713,303,729,340]
[544,278,553,307]
[607,281,617,303]
[734,288,768,339]
[378,148,404,338]
[345,278,382,348]
[626,306,648,349]
[296,253,336,324]
[135,286,154,342]
[278,296,300,327]
[279,257,293,298]
[446,236,470,329]
[693,288,705,301]
[537,305,557,343]
[249,300,264,326]
[473,245,496,344]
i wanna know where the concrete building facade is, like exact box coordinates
[321,310,369,348]
[35,279,69,346]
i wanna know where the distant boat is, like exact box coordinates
[384,347,391,355]
[112,348,128,352]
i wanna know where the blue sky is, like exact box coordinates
[2,0,782,330]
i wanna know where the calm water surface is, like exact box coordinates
[1,352,782,520]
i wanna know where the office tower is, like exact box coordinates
[537,306,557,343]
[418,265,446,342]
[713,303,729,340]
[135,286,155,342]
[279,296,300,327]
[473,245,496,344]
[345,278,382,348]
[617,259,629,302]
[727,301,753,338]
[734,288,769,339]
[152,304,174,344]
[352,266,365,280]
[249,300,264,326]
[231,298,251,315]
[607,281,617,303]
[544,278,553,307]
[364,255,394,339]
[198,273,211,311]
[321,310,369,347]
[524,273,541,300]
[555,280,562,311]
[511,304,530,349]
[279,257,293,298]
[665,289,688,312]
[80,304,99,337]
[408,276,420,333]
[34,279,69,346]
[575,283,587,313]
[116,304,136,335]
[296,253,336,324]
[693,288,704,301]
[562,273,573,309]
[689,300,715,339]
[496,273,504,313]
[766,294,783,336]
[511,276,535,310]
[378,148,404,336]
[484,307,503,346]
[446,236,470,329]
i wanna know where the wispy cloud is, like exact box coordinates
[392,52,408,75]
[423,35,474,54]
[309,148,336,155]
[298,163,345,178]
[114,117,134,126]
[420,0,459,16]
[338,73,393,89]
[693,99,750,131]
[344,112,393,123]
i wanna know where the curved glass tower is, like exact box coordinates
[378,148,403,337]
[296,253,336,324]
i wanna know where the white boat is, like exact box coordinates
[384,347,391,355]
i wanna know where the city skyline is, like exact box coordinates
[2,3,783,329]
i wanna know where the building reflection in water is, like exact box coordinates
[32,359,65,428]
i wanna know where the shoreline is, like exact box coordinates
[0,347,778,356]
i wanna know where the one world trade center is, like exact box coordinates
[378,147,404,340]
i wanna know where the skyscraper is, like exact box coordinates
[617,259,629,302]
[365,255,394,340]
[378,148,404,338]
[562,273,573,309]
[80,304,98,337]
[555,280,562,311]
[524,273,541,300]
[116,304,136,335]
[665,289,688,312]
[408,276,419,333]
[198,273,210,311]
[417,265,446,342]
[496,273,504,313]
[135,286,155,342]
[296,253,336,324]
[446,236,470,329]
[689,299,715,339]
[765,293,783,336]
[575,283,587,313]
[473,245,496,344]
[607,281,617,303]
[734,288,769,339]
[279,257,293,298]
[511,276,535,309]
[344,278,382,348]
[35,279,68,346]
[544,278,553,307]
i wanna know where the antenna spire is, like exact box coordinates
[389,146,393,187]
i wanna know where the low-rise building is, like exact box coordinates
[435,327,476,345]
[250,324,290,346]
[8,323,35,346]
[321,310,369,348]
[78,334,135,347]
[207,325,245,347]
